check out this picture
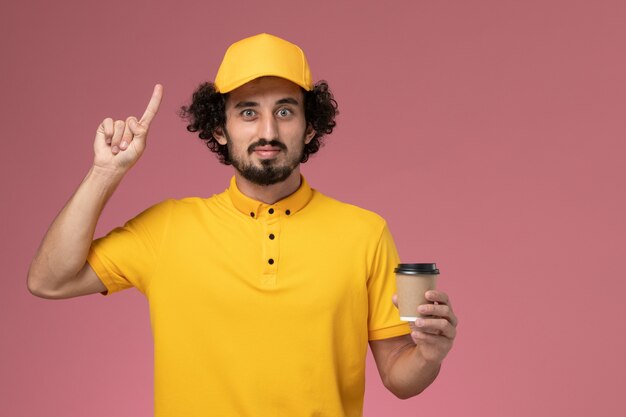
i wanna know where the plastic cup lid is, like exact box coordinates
[394,263,440,274]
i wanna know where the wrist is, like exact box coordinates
[411,345,443,370]
[84,165,126,200]
[88,164,126,184]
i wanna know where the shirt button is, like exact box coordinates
[268,208,274,214]
[269,234,275,240]
[285,209,291,215]
[268,258,274,265]
[250,212,255,218]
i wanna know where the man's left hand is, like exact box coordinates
[393,290,458,364]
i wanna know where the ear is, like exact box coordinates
[213,127,228,146]
[304,124,316,145]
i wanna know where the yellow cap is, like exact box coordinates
[214,33,313,93]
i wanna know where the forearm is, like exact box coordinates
[385,344,442,399]
[28,165,124,293]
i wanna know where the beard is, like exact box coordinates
[226,134,305,186]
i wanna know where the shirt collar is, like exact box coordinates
[227,176,314,219]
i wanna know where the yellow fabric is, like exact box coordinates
[88,176,410,417]
[214,33,313,93]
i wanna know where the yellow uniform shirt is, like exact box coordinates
[88,176,410,417]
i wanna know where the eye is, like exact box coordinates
[241,109,256,118]
[277,108,293,118]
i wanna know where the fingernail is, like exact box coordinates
[415,318,424,327]
[112,146,119,154]
[121,141,128,149]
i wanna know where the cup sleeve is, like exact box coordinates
[87,199,173,296]
[366,222,411,340]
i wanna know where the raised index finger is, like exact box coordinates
[139,84,163,126]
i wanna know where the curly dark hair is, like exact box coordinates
[179,80,338,164]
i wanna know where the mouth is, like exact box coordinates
[252,145,282,158]
[248,140,287,159]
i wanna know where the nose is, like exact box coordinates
[258,113,279,141]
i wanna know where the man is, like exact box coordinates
[28,34,457,416]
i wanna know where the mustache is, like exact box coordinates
[247,139,287,154]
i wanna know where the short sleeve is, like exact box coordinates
[367,222,411,340]
[87,199,173,296]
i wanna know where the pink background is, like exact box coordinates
[2,0,625,415]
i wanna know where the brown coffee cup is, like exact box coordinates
[395,263,439,321]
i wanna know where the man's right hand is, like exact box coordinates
[93,84,163,174]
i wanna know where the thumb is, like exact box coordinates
[128,117,148,140]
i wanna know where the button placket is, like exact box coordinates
[261,210,281,286]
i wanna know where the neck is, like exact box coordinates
[233,167,303,204]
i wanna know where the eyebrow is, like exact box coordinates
[233,97,300,108]
[234,101,258,109]
[276,97,300,106]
